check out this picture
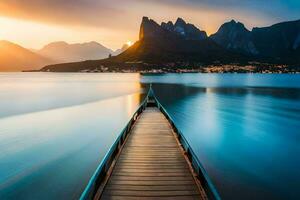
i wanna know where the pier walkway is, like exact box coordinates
[98,107,207,200]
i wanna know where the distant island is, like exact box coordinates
[38,17,300,73]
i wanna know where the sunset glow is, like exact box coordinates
[0,0,299,50]
[126,41,133,46]
[0,1,299,199]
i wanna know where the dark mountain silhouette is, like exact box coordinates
[210,20,258,55]
[0,40,54,72]
[115,17,245,63]
[41,17,246,72]
[251,20,300,62]
[161,18,207,40]
[210,19,300,63]
[41,17,300,72]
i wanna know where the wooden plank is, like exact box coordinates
[119,155,183,159]
[125,145,178,148]
[105,180,196,186]
[122,149,180,152]
[104,184,198,191]
[120,153,180,156]
[129,136,174,139]
[127,139,175,142]
[99,107,206,200]
[121,151,180,154]
[109,176,194,181]
[118,160,185,165]
[131,134,173,137]
[117,159,186,163]
[121,153,181,156]
[114,162,187,167]
[114,163,188,167]
[112,172,192,177]
[119,157,183,160]
[123,149,179,152]
[112,168,190,173]
[114,165,189,169]
[127,139,175,141]
[101,195,201,200]
[102,190,200,197]
[125,141,177,145]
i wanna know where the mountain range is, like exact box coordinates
[116,17,242,63]
[0,40,53,72]
[0,41,128,71]
[42,17,300,72]
[210,19,300,62]
[37,41,114,63]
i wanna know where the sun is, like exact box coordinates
[126,41,133,46]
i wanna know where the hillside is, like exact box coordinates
[41,17,247,72]
[41,17,300,72]
[37,41,114,62]
[0,41,54,72]
[210,19,300,64]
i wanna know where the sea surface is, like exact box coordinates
[0,73,300,200]
[0,73,146,199]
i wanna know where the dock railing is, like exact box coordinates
[151,87,221,200]
[80,88,150,200]
[80,85,221,200]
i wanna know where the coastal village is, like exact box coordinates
[78,64,300,74]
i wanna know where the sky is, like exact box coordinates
[0,0,299,50]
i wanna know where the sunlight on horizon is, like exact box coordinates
[0,16,136,50]
[0,0,296,51]
[126,41,133,46]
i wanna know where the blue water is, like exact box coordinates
[141,74,300,200]
[0,73,300,200]
[0,73,146,199]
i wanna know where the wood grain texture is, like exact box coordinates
[99,107,206,200]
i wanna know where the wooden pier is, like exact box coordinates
[80,88,220,200]
[97,106,207,200]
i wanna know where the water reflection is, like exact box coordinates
[0,73,145,200]
[0,73,144,119]
[1,73,300,200]
[152,82,300,200]
[153,83,300,100]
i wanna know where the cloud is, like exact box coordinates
[0,0,298,49]
[0,0,134,29]
[1,0,299,30]
[145,0,300,22]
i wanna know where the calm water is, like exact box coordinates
[143,74,300,200]
[0,73,146,199]
[0,73,300,200]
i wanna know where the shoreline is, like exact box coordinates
[23,66,300,74]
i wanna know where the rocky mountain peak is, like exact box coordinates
[174,18,187,36]
[140,16,207,41]
[161,21,174,31]
[175,18,186,27]
[173,18,207,39]
[139,17,163,40]
[210,20,258,55]
[218,20,249,34]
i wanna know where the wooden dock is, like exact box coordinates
[98,107,207,200]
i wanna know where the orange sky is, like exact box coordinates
[0,0,298,50]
